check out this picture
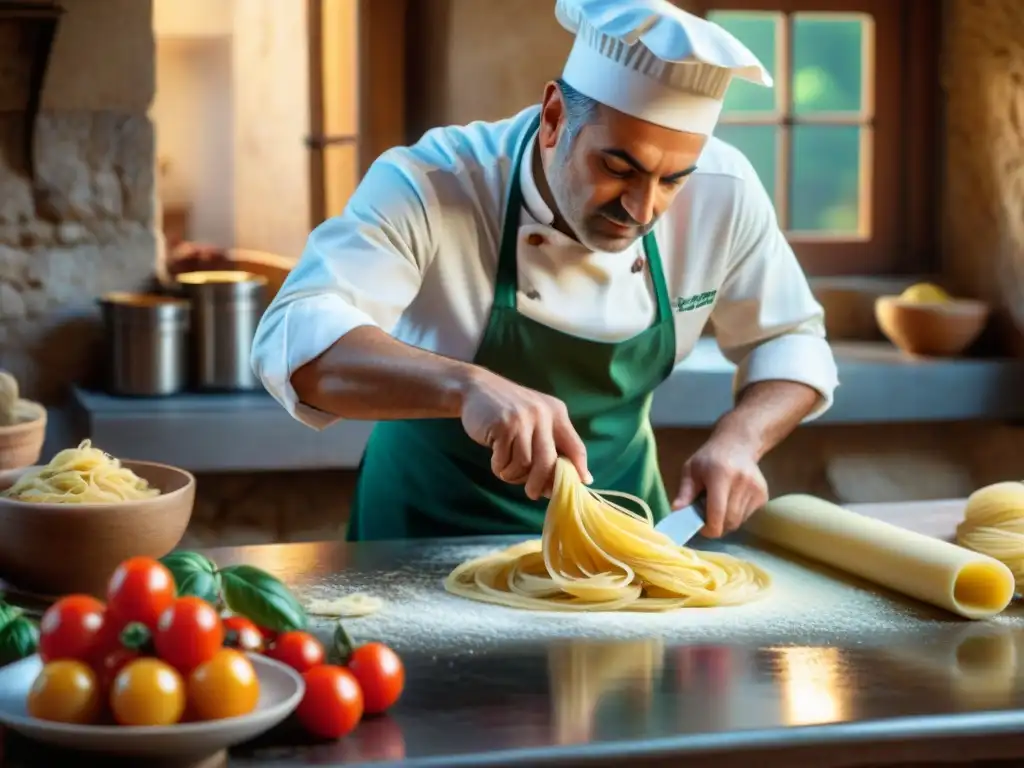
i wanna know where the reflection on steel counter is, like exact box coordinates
[770,646,849,726]
[226,628,1024,767]
[549,639,664,744]
[880,623,1019,710]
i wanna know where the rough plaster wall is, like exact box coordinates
[231,0,311,258]
[406,0,697,135]
[942,0,1024,355]
[0,0,156,401]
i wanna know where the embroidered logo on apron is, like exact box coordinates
[674,290,717,313]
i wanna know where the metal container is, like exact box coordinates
[100,292,190,396]
[176,270,268,391]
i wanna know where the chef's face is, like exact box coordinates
[538,81,707,252]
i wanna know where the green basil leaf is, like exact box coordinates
[178,570,222,605]
[161,551,222,604]
[162,551,217,572]
[0,617,38,665]
[220,565,306,632]
[161,551,218,576]
[0,602,20,631]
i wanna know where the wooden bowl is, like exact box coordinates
[875,296,990,357]
[0,461,195,598]
[0,402,46,472]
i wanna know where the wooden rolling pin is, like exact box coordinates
[745,495,1015,620]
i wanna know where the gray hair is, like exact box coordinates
[555,78,599,143]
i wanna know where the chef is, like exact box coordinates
[251,0,839,542]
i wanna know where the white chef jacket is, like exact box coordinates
[252,105,839,430]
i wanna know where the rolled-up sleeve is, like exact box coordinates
[710,176,839,421]
[251,153,434,429]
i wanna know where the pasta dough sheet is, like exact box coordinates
[745,494,1015,620]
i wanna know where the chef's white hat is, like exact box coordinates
[556,0,772,135]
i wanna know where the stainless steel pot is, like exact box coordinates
[100,292,191,396]
[175,270,268,391]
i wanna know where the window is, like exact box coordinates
[691,0,939,276]
[307,0,407,226]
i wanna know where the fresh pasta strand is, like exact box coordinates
[0,439,161,504]
[444,458,770,611]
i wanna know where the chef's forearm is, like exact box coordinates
[290,326,479,420]
[710,380,820,461]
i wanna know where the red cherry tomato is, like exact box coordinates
[89,611,130,667]
[297,665,364,739]
[258,625,278,645]
[153,597,224,675]
[267,631,324,674]
[97,647,140,692]
[347,642,405,714]
[38,595,106,663]
[223,616,263,652]
[106,557,176,631]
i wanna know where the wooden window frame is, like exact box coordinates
[306,0,407,227]
[690,0,940,277]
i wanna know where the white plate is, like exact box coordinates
[0,653,304,757]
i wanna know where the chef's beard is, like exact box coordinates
[550,138,656,253]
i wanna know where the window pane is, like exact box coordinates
[790,125,862,234]
[707,11,778,114]
[714,125,779,206]
[792,14,868,115]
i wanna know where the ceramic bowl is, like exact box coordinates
[0,653,303,758]
[875,296,990,357]
[0,401,47,471]
[0,460,195,597]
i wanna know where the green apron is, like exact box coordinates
[346,116,677,541]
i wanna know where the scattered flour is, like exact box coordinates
[293,538,1024,654]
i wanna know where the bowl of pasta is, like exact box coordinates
[0,370,46,471]
[0,440,195,597]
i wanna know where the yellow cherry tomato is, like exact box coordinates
[27,660,101,724]
[188,648,260,720]
[110,658,186,726]
[900,282,951,304]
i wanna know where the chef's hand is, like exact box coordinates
[461,368,591,500]
[672,436,768,538]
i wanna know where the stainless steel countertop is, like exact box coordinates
[191,527,1024,768]
[5,516,1024,767]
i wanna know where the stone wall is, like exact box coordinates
[0,0,157,402]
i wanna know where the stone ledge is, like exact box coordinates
[68,339,1024,472]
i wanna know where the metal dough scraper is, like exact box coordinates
[654,493,707,546]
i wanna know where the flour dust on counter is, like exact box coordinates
[291,539,1024,654]
[304,593,384,618]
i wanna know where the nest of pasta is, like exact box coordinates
[445,458,771,612]
[0,440,161,504]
